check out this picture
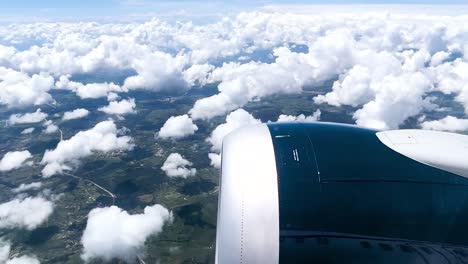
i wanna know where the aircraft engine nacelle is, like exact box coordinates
[215,122,468,264]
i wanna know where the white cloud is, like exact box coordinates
[98,98,136,115]
[0,240,40,264]
[207,109,261,152]
[41,120,134,177]
[314,64,375,107]
[429,60,468,95]
[122,51,188,92]
[0,239,10,263]
[189,49,314,120]
[182,64,214,86]
[208,153,221,169]
[0,151,32,171]
[353,72,432,130]
[277,110,321,122]
[161,153,196,178]
[314,50,435,129]
[81,204,172,262]
[107,92,119,102]
[421,116,468,132]
[189,93,237,120]
[8,109,47,125]
[189,28,358,120]
[41,163,71,178]
[1,9,468,262]
[12,182,42,193]
[157,115,198,139]
[0,67,54,108]
[430,51,450,66]
[42,120,58,134]
[62,108,90,121]
[6,256,41,264]
[430,60,468,114]
[0,11,466,130]
[0,196,53,230]
[20,128,35,134]
[55,75,127,99]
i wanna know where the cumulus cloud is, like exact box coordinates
[0,196,53,230]
[0,150,32,171]
[8,109,47,125]
[98,98,136,115]
[182,64,214,86]
[0,240,40,264]
[20,128,35,134]
[122,51,188,92]
[42,120,58,134]
[314,50,435,129]
[208,153,221,169]
[12,182,42,193]
[314,64,375,107]
[81,204,172,262]
[107,92,119,102]
[0,10,467,131]
[41,120,134,177]
[189,27,357,120]
[421,116,468,132]
[157,115,198,139]
[2,9,468,263]
[161,153,196,178]
[189,50,312,120]
[430,60,468,114]
[0,67,54,108]
[174,13,468,128]
[277,110,321,122]
[62,108,90,121]
[207,109,261,152]
[352,72,432,130]
[55,75,127,99]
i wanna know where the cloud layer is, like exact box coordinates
[0,7,468,264]
[0,11,467,129]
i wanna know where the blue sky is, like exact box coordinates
[0,0,466,23]
[2,0,467,7]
